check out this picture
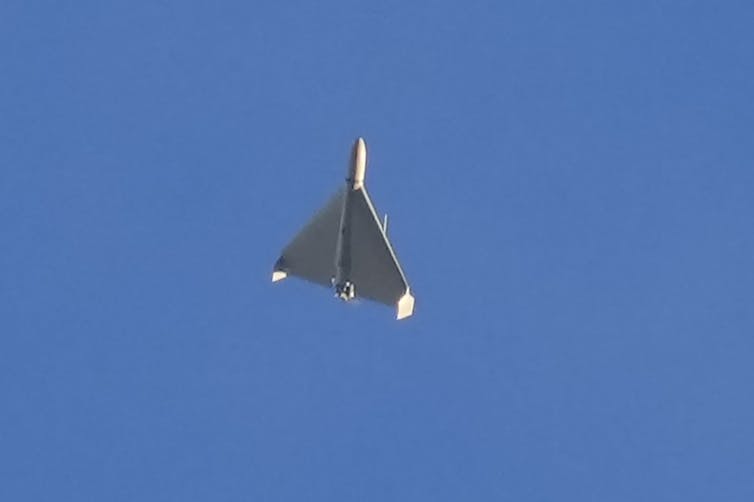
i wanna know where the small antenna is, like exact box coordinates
[383,214,388,233]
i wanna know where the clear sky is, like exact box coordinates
[2,1,753,500]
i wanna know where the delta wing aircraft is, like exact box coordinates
[272,138,415,320]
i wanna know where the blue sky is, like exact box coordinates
[2,1,753,500]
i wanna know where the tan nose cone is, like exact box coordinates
[350,137,367,190]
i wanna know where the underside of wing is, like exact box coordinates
[273,188,344,287]
[349,188,414,318]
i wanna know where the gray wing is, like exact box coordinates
[272,188,344,287]
[349,188,413,311]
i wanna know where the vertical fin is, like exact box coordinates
[397,290,415,320]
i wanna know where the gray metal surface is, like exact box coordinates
[348,188,410,306]
[274,188,344,287]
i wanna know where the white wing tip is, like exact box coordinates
[396,290,415,320]
[272,270,287,282]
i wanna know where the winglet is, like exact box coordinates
[396,290,415,320]
[272,270,287,282]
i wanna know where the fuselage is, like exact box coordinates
[334,137,368,299]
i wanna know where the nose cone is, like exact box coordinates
[354,137,366,156]
[349,137,367,189]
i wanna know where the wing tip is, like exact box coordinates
[272,270,288,282]
[396,290,415,320]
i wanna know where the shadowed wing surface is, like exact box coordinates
[274,189,344,287]
[349,188,411,306]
